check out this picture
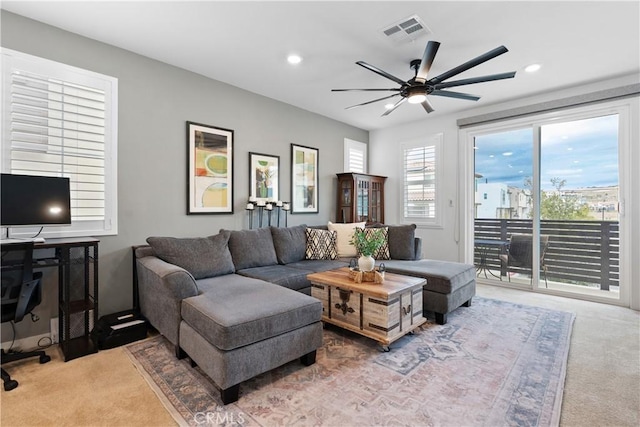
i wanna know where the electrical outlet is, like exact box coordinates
[50,317,59,344]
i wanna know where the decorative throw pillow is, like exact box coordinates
[327,221,366,258]
[305,228,338,260]
[387,224,417,260]
[357,227,390,260]
[146,231,235,279]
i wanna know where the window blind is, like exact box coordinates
[344,138,367,173]
[2,48,118,238]
[9,70,106,221]
[403,145,436,219]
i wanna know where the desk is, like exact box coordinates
[474,239,509,280]
[3,238,99,361]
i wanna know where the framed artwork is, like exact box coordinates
[291,144,318,213]
[187,121,234,214]
[249,152,279,203]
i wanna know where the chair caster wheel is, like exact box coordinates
[4,379,18,391]
[39,354,51,364]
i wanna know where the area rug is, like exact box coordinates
[124,297,574,426]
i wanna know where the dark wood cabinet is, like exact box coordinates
[336,173,386,224]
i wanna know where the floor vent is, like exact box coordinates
[381,15,431,45]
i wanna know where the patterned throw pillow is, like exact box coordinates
[358,227,391,260]
[305,228,338,260]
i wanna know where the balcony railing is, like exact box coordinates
[474,219,619,290]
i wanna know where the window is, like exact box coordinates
[1,49,118,238]
[344,138,367,173]
[401,133,442,226]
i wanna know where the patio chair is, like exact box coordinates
[499,234,550,287]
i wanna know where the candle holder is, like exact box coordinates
[246,202,256,229]
[282,202,290,227]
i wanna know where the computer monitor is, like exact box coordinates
[1,174,72,227]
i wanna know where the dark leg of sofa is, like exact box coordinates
[221,384,240,405]
[435,313,447,325]
[463,298,472,307]
[300,350,317,366]
[175,345,186,359]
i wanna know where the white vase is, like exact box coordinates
[358,255,375,272]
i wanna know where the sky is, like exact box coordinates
[474,114,619,191]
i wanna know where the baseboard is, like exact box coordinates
[1,333,52,352]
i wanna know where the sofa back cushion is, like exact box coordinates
[270,224,307,264]
[387,224,417,260]
[226,227,278,270]
[146,231,235,279]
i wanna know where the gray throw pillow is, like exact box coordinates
[387,224,417,260]
[225,227,278,270]
[146,231,235,279]
[271,224,307,264]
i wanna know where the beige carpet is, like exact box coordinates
[1,284,638,426]
[0,343,174,426]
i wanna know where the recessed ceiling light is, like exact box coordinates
[525,63,541,73]
[287,54,302,65]
[384,103,395,109]
[502,152,513,156]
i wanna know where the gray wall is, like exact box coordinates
[1,11,368,340]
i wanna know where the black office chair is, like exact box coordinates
[1,242,51,391]
[499,234,550,288]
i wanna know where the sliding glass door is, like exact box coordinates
[468,102,628,302]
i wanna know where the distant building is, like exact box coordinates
[475,179,531,219]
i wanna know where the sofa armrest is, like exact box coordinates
[414,237,422,260]
[136,255,199,346]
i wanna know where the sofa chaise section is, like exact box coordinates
[136,232,323,404]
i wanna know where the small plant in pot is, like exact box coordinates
[350,228,385,272]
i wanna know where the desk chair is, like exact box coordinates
[1,242,51,391]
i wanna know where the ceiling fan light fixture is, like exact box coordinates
[407,88,427,104]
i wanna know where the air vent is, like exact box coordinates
[381,15,431,45]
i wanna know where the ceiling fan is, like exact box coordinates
[332,40,516,116]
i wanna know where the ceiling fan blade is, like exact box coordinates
[356,61,407,86]
[429,45,509,85]
[332,88,402,92]
[434,71,516,89]
[421,98,435,114]
[345,93,400,110]
[431,90,480,101]
[381,97,406,116]
[415,41,441,84]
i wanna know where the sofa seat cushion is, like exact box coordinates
[182,278,321,351]
[381,259,475,294]
[286,259,349,273]
[236,265,314,292]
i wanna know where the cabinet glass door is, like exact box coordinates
[357,179,369,222]
[340,180,352,222]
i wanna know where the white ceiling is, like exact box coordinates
[2,1,639,131]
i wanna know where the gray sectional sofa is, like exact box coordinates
[134,224,475,404]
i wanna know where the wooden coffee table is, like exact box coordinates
[308,267,426,351]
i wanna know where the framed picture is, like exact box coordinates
[187,121,234,214]
[249,152,279,203]
[291,144,318,213]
